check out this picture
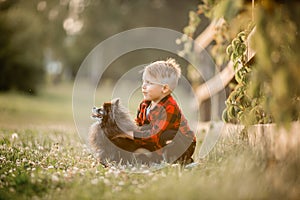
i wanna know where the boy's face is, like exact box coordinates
[141,71,170,103]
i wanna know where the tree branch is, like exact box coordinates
[194,18,225,52]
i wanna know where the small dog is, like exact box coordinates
[89,98,195,166]
[89,98,159,166]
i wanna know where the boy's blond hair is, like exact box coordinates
[143,58,181,91]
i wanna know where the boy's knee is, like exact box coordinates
[161,131,196,164]
[159,130,178,146]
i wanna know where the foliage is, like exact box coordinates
[182,0,300,126]
[0,0,199,93]
[222,28,273,125]
[249,3,300,125]
[179,0,246,85]
[0,4,45,94]
[223,2,300,126]
[212,0,243,21]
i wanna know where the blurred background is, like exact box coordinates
[2,0,299,129]
[0,0,212,128]
[0,0,203,92]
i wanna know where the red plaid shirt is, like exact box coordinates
[134,94,196,150]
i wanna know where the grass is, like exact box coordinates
[0,83,74,128]
[0,82,299,199]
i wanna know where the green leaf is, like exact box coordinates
[226,44,233,55]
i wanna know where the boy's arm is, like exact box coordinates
[134,104,180,148]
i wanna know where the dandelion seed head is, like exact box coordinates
[118,181,125,186]
[51,174,59,182]
[11,133,18,140]
[91,178,98,185]
[103,178,111,185]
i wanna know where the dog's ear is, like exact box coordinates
[110,98,120,120]
[111,98,120,106]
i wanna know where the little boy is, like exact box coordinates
[133,58,196,164]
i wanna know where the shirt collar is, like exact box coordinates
[158,94,171,105]
[141,94,172,108]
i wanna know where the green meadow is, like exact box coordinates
[0,83,299,200]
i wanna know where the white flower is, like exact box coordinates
[38,146,44,150]
[11,133,18,140]
[73,167,79,171]
[51,175,59,182]
[118,181,125,186]
[103,178,111,185]
[91,178,98,185]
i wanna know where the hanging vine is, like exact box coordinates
[222,27,273,125]
[180,0,300,126]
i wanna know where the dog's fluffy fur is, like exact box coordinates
[89,98,157,165]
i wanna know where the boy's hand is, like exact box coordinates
[166,140,173,144]
[126,131,134,138]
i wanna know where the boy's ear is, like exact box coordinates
[162,84,171,93]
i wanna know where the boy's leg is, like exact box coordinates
[160,130,196,164]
